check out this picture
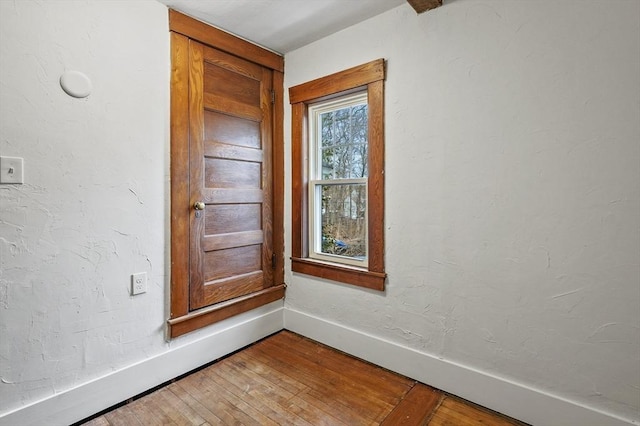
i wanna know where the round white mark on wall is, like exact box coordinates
[60,70,92,98]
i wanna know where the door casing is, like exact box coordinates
[167,10,285,338]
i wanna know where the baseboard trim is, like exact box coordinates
[0,304,284,426]
[284,308,637,426]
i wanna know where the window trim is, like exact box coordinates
[289,59,386,291]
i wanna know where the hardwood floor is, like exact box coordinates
[80,331,526,426]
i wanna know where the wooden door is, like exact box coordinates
[189,40,274,310]
[169,10,284,338]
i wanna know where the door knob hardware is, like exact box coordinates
[193,201,205,210]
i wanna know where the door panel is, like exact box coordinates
[189,40,274,311]
[205,204,261,235]
[204,111,261,149]
[204,157,261,188]
[203,64,261,106]
[201,271,264,305]
[203,246,262,281]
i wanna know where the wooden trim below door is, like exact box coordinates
[168,285,285,338]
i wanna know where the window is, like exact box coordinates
[309,92,368,268]
[289,59,386,290]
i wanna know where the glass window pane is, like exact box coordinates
[319,103,368,179]
[319,183,366,259]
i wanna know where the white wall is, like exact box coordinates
[284,0,640,424]
[0,1,283,424]
[1,0,638,424]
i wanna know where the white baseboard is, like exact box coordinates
[284,308,637,426]
[0,304,284,426]
[4,305,635,426]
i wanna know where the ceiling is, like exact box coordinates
[156,0,406,54]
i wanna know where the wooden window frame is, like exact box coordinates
[289,59,386,291]
[168,10,285,338]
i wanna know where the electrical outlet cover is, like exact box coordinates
[131,272,147,295]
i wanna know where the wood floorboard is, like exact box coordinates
[380,383,442,425]
[429,396,521,426]
[81,416,110,426]
[207,361,306,425]
[155,387,208,426]
[255,337,398,418]
[167,382,224,424]
[275,332,414,397]
[239,347,362,424]
[80,330,526,426]
[248,341,378,424]
[103,403,144,426]
[233,350,309,394]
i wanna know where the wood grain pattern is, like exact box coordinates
[204,157,261,189]
[203,62,260,106]
[168,10,284,337]
[204,141,263,163]
[429,396,520,426]
[202,230,263,252]
[168,9,284,72]
[272,70,285,286]
[190,38,274,312]
[202,45,263,81]
[203,92,263,121]
[204,110,261,148]
[169,32,191,320]
[187,40,206,309]
[290,102,307,259]
[203,188,263,204]
[289,58,385,104]
[260,66,275,292]
[83,331,525,425]
[168,285,285,338]
[291,256,386,290]
[407,0,443,14]
[289,60,386,290]
[381,383,443,425]
[202,271,264,307]
[203,245,261,281]
[367,79,385,275]
[205,204,261,235]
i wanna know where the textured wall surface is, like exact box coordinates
[0,0,170,412]
[0,0,284,417]
[284,0,640,422]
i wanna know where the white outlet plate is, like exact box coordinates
[131,272,147,295]
[0,156,24,184]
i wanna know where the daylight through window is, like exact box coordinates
[289,58,386,291]
[309,92,369,267]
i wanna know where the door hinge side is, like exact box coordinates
[272,253,277,270]
[270,90,275,104]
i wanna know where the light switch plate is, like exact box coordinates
[0,156,24,184]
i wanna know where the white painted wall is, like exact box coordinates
[0,1,283,423]
[1,0,638,424]
[284,0,640,423]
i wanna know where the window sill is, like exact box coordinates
[291,257,386,291]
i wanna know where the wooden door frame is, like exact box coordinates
[167,10,285,338]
